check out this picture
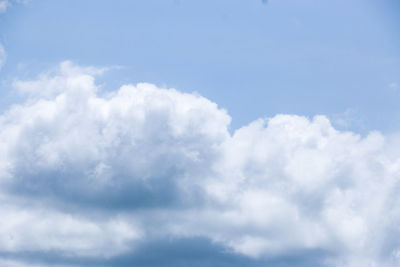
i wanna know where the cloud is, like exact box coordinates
[7,61,230,212]
[331,108,364,131]
[1,62,400,266]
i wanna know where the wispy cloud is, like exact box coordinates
[0,0,29,71]
[0,0,28,13]
[389,82,398,90]
[0,0,9,13]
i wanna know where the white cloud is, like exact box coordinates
[0,203,141,257]
[181,115,400,265]
[1,62,400,267]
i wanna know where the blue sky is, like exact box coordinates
[1,1,400,267]
[1,0,399,132]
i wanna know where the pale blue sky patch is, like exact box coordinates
[0,42,5,69]
[0,0,399,132]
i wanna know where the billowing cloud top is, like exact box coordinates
[1,62,400,267]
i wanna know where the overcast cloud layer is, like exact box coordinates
[1,62,400,267]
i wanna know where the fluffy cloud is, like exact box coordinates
[7,61,230,211]
[1,62,400,267]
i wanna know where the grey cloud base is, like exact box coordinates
[1,62,400,267]
[0,237,331,267]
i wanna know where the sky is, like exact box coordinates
[0,0,400,267]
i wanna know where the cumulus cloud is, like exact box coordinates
[1,62,400,267]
